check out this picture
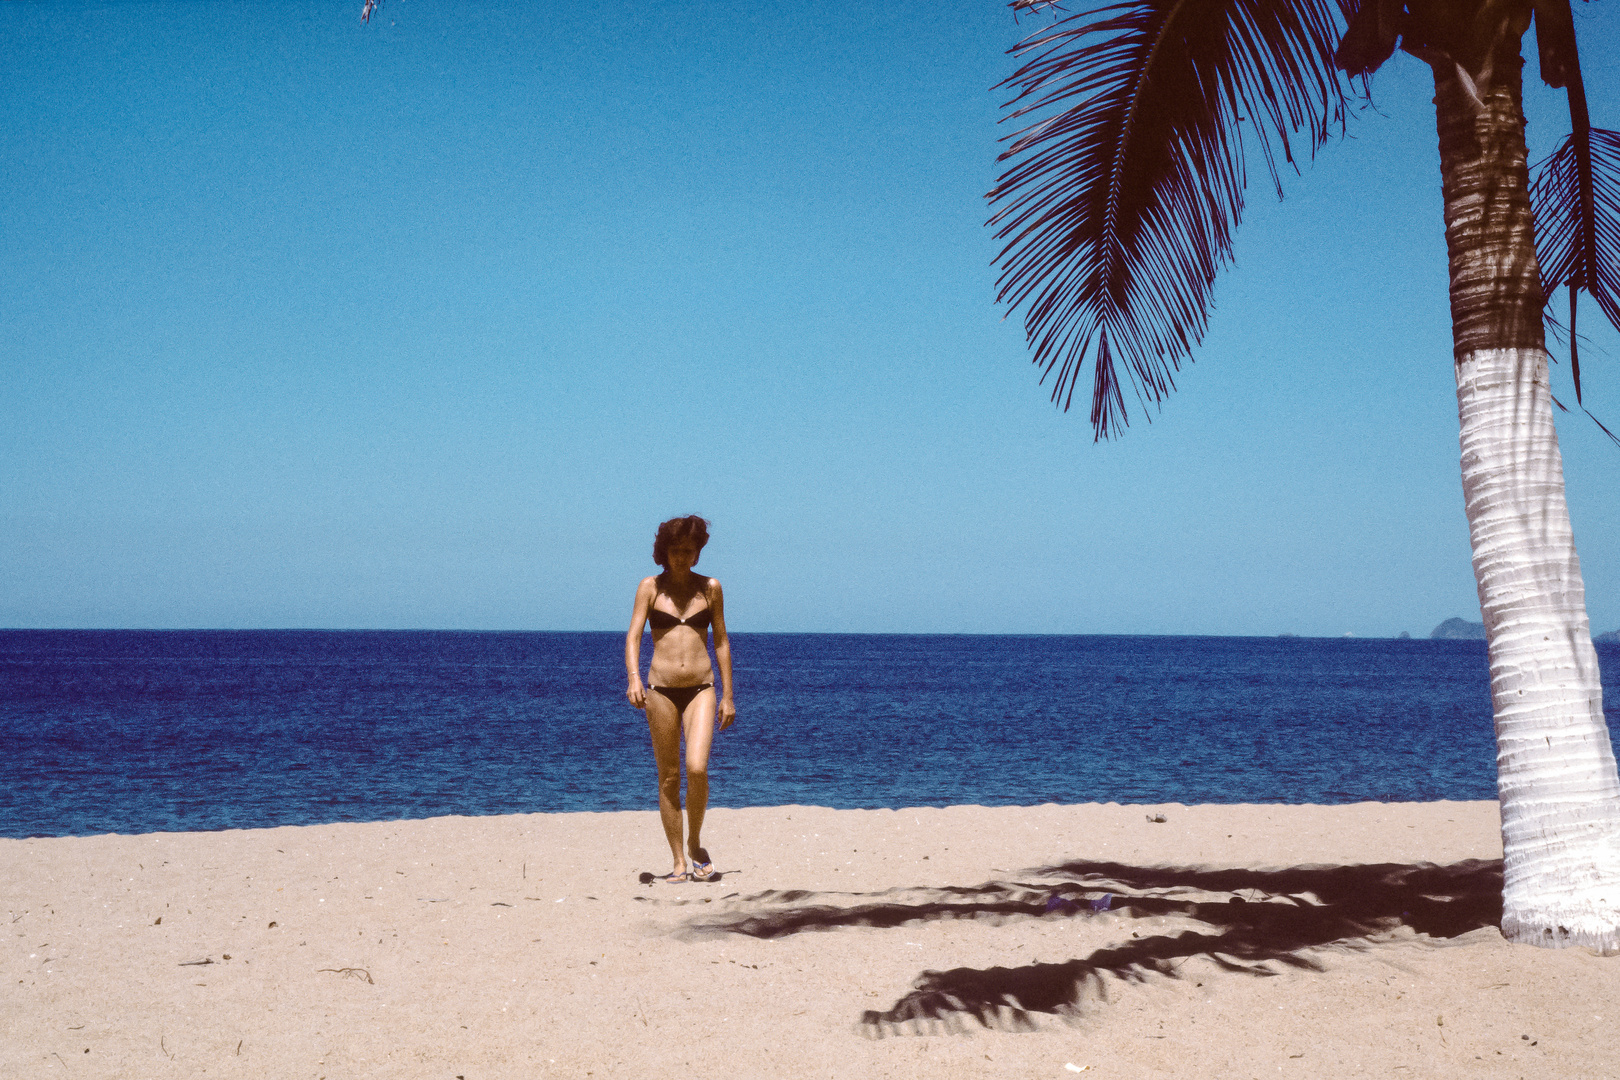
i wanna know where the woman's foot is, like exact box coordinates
[689,846,719,882]
[655,869,689,884]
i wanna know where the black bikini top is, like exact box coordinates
[647,582,712,634]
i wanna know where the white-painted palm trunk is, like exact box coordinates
[1456,347,1620,951]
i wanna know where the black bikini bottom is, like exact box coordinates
[649,684,713,712]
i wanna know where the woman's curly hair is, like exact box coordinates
[652,515,710,569]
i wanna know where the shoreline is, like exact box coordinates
[0,797,1507,844]
[7,801,1617,1078]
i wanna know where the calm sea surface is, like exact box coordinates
[3,630,1617,838]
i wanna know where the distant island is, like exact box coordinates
[1269,621,1615,641]
[1429,619,1619,643]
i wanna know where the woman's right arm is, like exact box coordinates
[625,578,653,708]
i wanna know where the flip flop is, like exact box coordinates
[689,848,720,882]
[655,870,689,884]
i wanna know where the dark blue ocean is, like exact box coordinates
[3,630,1617,839]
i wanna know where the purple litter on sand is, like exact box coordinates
[1042,892,1112,915]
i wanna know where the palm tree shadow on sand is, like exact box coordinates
[687,859,1503,1036]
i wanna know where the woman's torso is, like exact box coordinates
[646,575,714,687]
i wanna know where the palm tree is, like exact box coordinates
[987,0,1620,950]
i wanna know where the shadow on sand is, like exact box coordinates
[691,859,1503,1035]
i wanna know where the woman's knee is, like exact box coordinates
[685,765,709,787]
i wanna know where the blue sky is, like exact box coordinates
[3,0,1617,636]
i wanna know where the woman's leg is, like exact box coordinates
[644,689,688,876]
[681,687,718,863]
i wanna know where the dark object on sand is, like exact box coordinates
[1044,891,1111,915]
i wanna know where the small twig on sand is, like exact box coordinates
[178,958,213,967]
[317,967,375,984]
[160,1035,173,1060]
[53,1052,68,1068]
[10,911,23,923]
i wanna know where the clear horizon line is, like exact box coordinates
[0,626,1510,641]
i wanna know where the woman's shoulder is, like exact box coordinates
[637,574,662,595]
[702,575,722,594]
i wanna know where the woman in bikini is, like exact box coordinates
[625,515,735,883]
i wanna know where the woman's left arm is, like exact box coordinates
[709,578,736,730]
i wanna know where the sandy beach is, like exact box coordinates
[5,801,1618,1078]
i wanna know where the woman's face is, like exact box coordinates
[665,540,700,572]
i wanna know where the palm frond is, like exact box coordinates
[987,0,1350,437]
[1586,407,1620,448]
[1551,393,1620,448]
[1533,128,1620,402]
[1335,0,1404,76]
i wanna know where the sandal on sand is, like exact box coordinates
[689,849,720,882]
[655,870,689,884]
